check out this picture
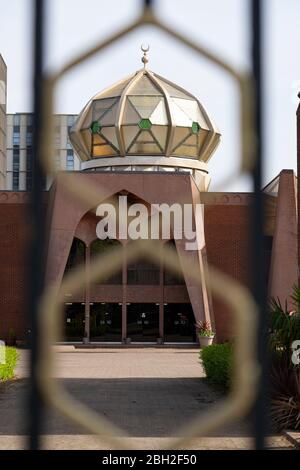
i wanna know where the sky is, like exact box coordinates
[0,0,299,191]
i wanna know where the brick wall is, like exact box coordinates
[0,202,29,339]
[205,203,251,342]
[0,192,48,341]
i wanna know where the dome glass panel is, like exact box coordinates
[69,66,220,163]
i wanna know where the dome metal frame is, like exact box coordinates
[69,68,221,167]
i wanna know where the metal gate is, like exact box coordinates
[27,0,267,450]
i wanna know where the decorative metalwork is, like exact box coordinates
[29,0,262,451]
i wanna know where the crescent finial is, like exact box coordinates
[141,44,150,69]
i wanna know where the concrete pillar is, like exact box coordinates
[84,244,90,342]
[159,243,164,340]
[122,242,127,341]
[174,190,213,330]
[268,170,298,309]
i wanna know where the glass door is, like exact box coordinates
[90,303,122,341]
[127,303,159,342]
[164,303,196,342]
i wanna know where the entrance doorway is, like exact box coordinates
[90,303,122,342]
[127,303,159,342]
[164,303,196,342]
[64,303,85,341]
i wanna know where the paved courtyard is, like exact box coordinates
[0,348,293,450]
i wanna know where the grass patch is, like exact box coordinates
[0,347,19,381]
[200,342,233,389]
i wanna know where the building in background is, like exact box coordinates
[6,113,80,190]
[0,55,7,189]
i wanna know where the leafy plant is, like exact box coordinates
[270,355,300,431]
[196,320,214,337]
[200,342,233,389]
[268,286,300,430]
[0,347,18,381]
[269,287,300,357]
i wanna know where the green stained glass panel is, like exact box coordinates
[91,121,101,134]
[139,118,152,130]
[192,122,200,134]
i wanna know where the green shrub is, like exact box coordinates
[0,347,19,381]
[200,342,233,389]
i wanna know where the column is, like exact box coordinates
[122,242,127,341]
[84,244,90,343]
[268,170,298,309]
[159,242,164,340]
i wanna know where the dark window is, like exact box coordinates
[64,238,86,273]
[26,172,32,191]
[26,132,33,146]
[127,256,160,285]
[12,172,19,190]
[164,240,185,285]
[90,239,122,284]
[13,148,20,172]
[66,150,74,170]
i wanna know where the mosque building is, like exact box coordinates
[0,49,298,344]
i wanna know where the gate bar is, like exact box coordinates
[251,0,269,450]
[27,0,46,450]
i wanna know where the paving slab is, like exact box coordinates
[0,348,294,450]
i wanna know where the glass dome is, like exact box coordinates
[69,67,221,167]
